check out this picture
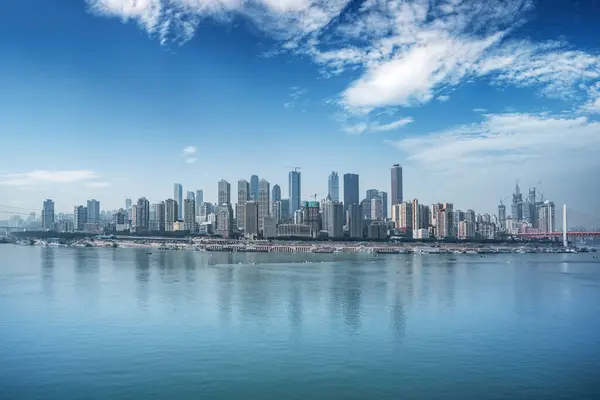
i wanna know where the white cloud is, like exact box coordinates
[344,117,414,135]
[182,146,197,155]
[185,157,198,164]
[88,0,600,125]
[437,95,450,102]
[386,112,599,170]
[473,108,488,113]
[0,170,99,187]
[85,181,111,188]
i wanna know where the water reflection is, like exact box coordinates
[135,249,151,309]
[40,247,55,300]
[74,248,100,306]
[217,265,234,324]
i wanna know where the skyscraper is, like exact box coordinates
[258,179,270,234]
[366,189,379,201]
[411,199,420,231]
[348,203,362,238]
[322,198,344,238]
[328,172,340,202]
[289,169,301,217]
[217,204,234,238]
[196,190,203,204]
[250,175,259,201]
[186,191,195,201]
[87,199,100,224]
[174,183,183,220]
[244,201,258,237]
[218,179,231,205]
[74,205,87,231]
[301,201,320,237]
[511,182,523,221]
[237,179,250,231]
[154,202,165,232]
[134,197,150,232]
[184,199,196,233]
[498,202,507,231]
[271,184,281,214]
[539,200,556,233]
[379,191,388,219]
[165,199,177,231]
[343,173,359,213]
[42,199,55,231]
[391,164,403,206]
[371,197,383,220]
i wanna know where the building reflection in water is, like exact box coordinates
[217,265,234,324]
[40,247,55,301]
[74,248,100,306]
[287,274,303,334]
[444,258,456,310]
[135,249,151,309]
[343,266,362,332]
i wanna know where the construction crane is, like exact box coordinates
[499,197,508,206]
[311,193,318,201]
[286,166,302,172]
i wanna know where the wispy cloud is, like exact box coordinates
[386,112,600,171]
[0,170,99,187]
[88,0,600,123]
[284,86,308,109]
[344,117,414,135]
[473,108,488,113]
[437,95,450,102]
[182,146,197,155]
[85,181,111,188]
[185,157,198,164]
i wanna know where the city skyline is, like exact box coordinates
[0,1,599,215]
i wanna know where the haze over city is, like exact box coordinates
[1,0,599,215]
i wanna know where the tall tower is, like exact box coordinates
[250,175,259,201]
[563,205,568,247]
[289,169,301,217]
[87,199,100,224]
[258,179,270,234]
[174,183,183,220]
[498,201,507,231]
[42,199,55,231]
[343,173,359,213]
[237,179,250,231]
[511,182,523,222]
[218,179,231,205]
[391,164,403,206]
[328,172,340,202]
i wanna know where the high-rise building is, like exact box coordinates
[343,173,359,213]
[184,199,196,233]
[420,204,430,230]
[87,199,100,224]
[258,179,270,234]
[289,170,301,216]
[379,191,388,219]
[511,182,523,222]
[361,198,371,219]
[216,203,234,238]
[436,203,454,239]
[498,203,507,231]
[391,164,403,206]
[134,197,150,232]
[42,199,55,231]
[538,200,556,233]
[199,202,212,222]
[465,209,476,224]
[366,189,379,201]
[302,201,320,236]
[458,221,475,239]
[196,190,203,205]
[186,191,195,201]
[392,201,412,231]
[271,184,281,214]
[411,199,420,230]
[371,197,383,220]
[328,172,340,202]
[218,179,231,205]
[348,203,362,238]
[74,205,87,231]
[153,201,166,232]
[125,198,132,212]
[244,201,258,237]
[236,179,250,231]
[280,199,290,222]
[250,175,259,201]
[174,184,183,220]
[165,199,177,231]
[322,197,344,238]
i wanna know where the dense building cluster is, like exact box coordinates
[18,166,557,241]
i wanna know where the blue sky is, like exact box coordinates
[0,0,599,216]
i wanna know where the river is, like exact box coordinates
[1,246,599,399]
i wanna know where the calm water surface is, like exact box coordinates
[1,246,599,399]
